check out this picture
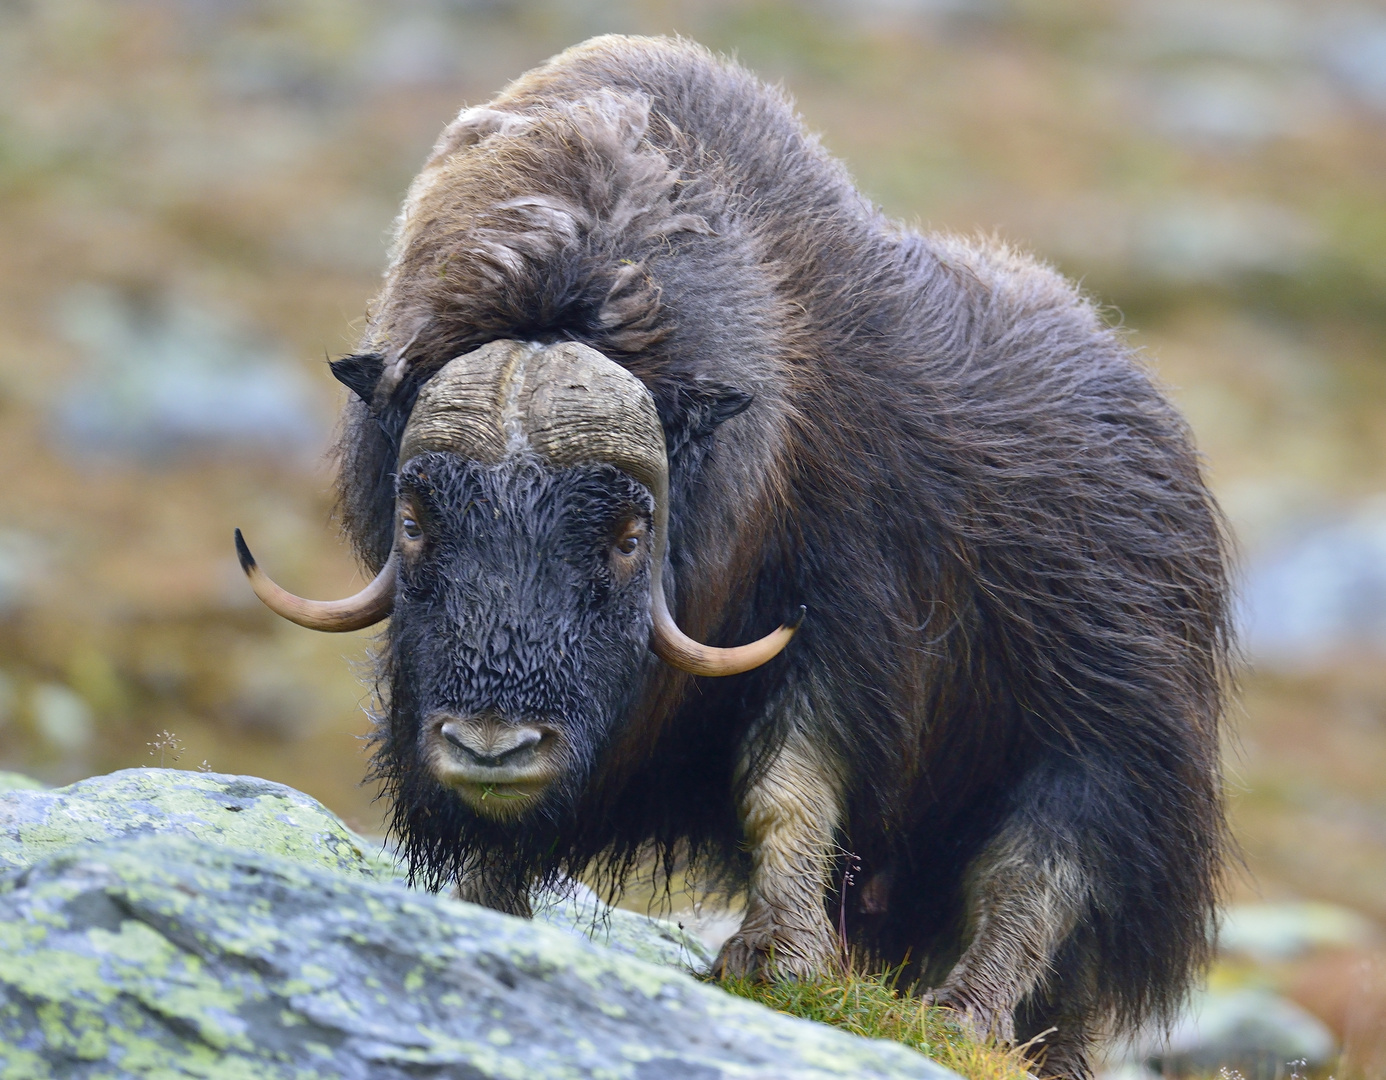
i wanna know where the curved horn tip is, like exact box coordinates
[788,605,807,631]
[230,531,397,633]
[233,528,257,575]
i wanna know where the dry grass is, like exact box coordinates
[714,966,1036,1080]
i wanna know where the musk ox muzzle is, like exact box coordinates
[234,339,801,675]
[424,712,565,819]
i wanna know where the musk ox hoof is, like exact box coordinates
[922,985,1017,1045]
[714,920,840,982]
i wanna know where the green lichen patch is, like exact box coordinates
[0,773,44,793]
[0,768,384,880]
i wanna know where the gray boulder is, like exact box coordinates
[1138,987,1337,1079]
[1219,901,1379,962]
[51,285,323,462]
[1239,499,1386,665]
[533,881,715,975]
[0,772,44,793]
[0,768,713,974]
[0,835,953,1079]
[0,770,957,1079]
[0,768,388,880]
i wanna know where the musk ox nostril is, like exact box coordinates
[441,724,468,752]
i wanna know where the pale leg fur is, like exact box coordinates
[927,827,1087,1055]
[716,730,844,980]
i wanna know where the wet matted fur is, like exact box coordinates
[335,35,1233,1079]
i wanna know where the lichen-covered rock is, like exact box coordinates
[0,835,956,1080]
[0,768,385,880]
[0,772,43,793]
[0,768,710,974]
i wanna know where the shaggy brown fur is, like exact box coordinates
[335,36,1233,1080]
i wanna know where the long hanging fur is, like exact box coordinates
[340,34,1233,1053]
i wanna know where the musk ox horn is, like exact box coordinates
[401,339,800,676]
[234,529,397,632]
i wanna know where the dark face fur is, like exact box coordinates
[374,450,655,888]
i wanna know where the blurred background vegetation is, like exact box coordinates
[0,0,1383,1075]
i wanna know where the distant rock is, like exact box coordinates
[1139,987,1337,1079]
[0,529,46,616]
[51,285,323,462]
[1042,194,1319,288]
[0,770,957,1079]
[1100,900,1375,1078]
[1220,901,1380,962]
[1133,197,1318,282]
[1321,10,1386,111]
[1239,499,1386,664]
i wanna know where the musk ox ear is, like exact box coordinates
[330,353,386,405]
[655,380,754,461]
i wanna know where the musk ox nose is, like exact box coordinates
[440,719,543,767]
[424,712,564,817]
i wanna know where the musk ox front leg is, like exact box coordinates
[716,728,844,980]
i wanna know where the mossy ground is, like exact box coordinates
[713,967,1035,1080]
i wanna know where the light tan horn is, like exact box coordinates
[642,451,803,677]
[403,339,801,676]
[234,528,396,632]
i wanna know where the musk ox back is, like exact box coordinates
[236,35,1232,1079]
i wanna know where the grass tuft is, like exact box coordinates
[713,966,1036,1080]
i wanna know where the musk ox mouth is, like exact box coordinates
[423,712,564,818]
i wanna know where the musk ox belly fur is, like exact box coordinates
[239,34,1232,1080]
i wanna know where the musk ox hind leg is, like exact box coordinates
[925,822,1091,1072]
[715,726,844,981]
[925,738,1223,1080]
[1012,939,1101,1080]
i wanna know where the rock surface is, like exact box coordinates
[0,768,387,880]
[0,770,955,1079]
[0,768,714,976]
[0,772,43,793]
[1239,499,1386,664]
[533,881,715,975]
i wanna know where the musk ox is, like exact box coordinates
[235,35,1232,1078]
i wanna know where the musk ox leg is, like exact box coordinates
[452,870,532,918]
[716,730,843,981]
[926,824,1088,1060]
[1009,933,1102,1080]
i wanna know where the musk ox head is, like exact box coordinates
[234,337,798,884]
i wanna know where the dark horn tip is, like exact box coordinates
[788,604,807,630]
[233,529,257,575]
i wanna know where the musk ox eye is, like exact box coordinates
[402,516,423,541]
[612,521,646,561]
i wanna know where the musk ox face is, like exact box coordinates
[390,452,655,821]
[234,336,798,887]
